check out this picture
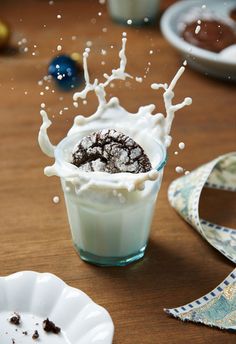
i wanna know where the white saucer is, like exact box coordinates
[0,271,114,344]
[161,0,236,81]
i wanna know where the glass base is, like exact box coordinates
[74,244,146,267]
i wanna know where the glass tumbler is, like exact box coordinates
[107,0,161,26]
[56,132,167,267]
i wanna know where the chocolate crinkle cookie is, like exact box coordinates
[72,129,152,173]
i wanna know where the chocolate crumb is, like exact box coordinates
[22,331,28,335]
[32,330,39,340]
[9,313,21,325]
[72,129,152,173]
[43,318,61,334]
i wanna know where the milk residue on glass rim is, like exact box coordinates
[38,33,192,192]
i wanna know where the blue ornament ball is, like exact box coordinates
[48,54,83,91]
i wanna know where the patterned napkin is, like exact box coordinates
[166,152,236,331]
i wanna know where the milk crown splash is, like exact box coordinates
[38,33,192,192]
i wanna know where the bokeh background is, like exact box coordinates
[0,1,235,343]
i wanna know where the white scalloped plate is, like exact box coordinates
[0,271,114,344]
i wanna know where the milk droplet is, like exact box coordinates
[86,41,92,47]
[49,0,54,4]
[149,50,153,55]
[135,77,143,83]
[45,86,50,90]
[144,17,149,23]
[57,45,62,51]
[101,61,106,65]
[102,27,107,33]
[122,32,127,37]
[127,19,132,25]
[44,75,51,81]
[98,12,102,16]
[174,151,178,155]
[99,0,106,4]
[185,171,190,175]
[72,35,77,40]
[197,20,201,25]
[38,80,43,86]
[195,25,201,34]
[57,14,62,19]
[24,91,28,95]
[185,97,192,105]
[101,49,107,55]
[24,47,28,52]
[73,102,78,108]
[40,91,44,96]
[57,75,63,80]
[41,103,46,108]
[202,4,206,9]
[22,38,27,44]
[83,100,87,105]
[178,142,185,150]
[53,196,60,204]
[175,166,184,174]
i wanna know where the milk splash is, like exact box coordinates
[38,33,192,192]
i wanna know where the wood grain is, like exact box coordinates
[0,1,235,343]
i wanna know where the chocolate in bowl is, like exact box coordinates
[230,8,236,21]
[182,20,236,53]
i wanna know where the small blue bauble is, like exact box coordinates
[48,54,83,91]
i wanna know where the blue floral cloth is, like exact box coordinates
[166,152,236,331]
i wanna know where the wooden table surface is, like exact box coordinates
[0,1,235,343]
